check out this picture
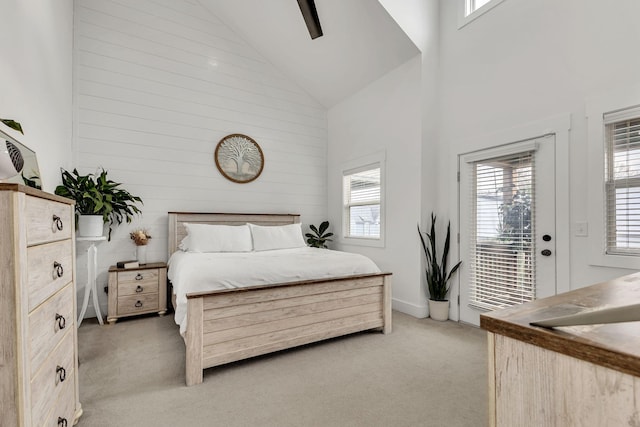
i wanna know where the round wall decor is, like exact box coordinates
[214,133,264,183]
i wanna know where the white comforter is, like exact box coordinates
[168,247,381,334]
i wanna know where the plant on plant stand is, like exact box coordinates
[55,168,143,240]
[305,221,333,248]
[418,213,462,321]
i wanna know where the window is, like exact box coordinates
[587,90,640,269]
[604,107,640,256]
[343,165,381,239]
[465,0,492,16]
[459,0,506,28]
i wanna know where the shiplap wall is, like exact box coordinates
[74,0,328,318]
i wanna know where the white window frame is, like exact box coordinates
[458,0,506,29]
[341,151,386,248]
[587,85,640,269]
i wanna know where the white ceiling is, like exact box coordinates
[198,0,420,108]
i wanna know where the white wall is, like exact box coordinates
[74,0,328,318]
[328,56,424,316]
[0,0,73,191]
[438,0,640,309]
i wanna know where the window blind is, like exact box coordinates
[343,166,380,238]
[605,109,640,255]
[468,151,536,311]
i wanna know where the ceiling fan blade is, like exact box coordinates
[297,0,323,39]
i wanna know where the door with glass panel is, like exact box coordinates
[459,136,556,326]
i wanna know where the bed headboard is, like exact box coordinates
[167,212,301,255]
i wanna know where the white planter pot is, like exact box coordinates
[78,215,104,238]
[428,299,450,321]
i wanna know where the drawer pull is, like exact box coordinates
[53,261,64,278]
[58,417,68,427]
[135,300,143,308]
[55,313,66,331]
[56,365,67,384]
[135,273,143,281]
[136,285,144,293]
[52,214,64,231]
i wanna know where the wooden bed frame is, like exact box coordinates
[167,212,392,386]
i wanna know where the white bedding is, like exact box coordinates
[168,247,381,334]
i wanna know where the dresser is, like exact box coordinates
[107,262,167,324]
[0,184,82,426]
[481,273,640,426]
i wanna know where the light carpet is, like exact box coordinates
[77,311,487,426]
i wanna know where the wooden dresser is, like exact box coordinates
[481,273,640,426]
[0,184,82,426]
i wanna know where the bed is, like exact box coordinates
[167,212,392,386]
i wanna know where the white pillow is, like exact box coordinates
[248,223,306,251]
[183,223,252,252]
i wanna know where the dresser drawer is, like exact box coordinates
[117,293,159,316]
[27,239,73,311]
[31,331,75,427]
[29,284,74,376]
[42,373,76,427]
[26,195,73,245]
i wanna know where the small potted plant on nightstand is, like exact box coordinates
[55,168,143,240]
[418,213,462,321]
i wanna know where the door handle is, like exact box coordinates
[541,249,552,256]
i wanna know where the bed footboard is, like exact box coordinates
[184,273,391,386]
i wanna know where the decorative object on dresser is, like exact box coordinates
[305,220,333,248]
[54,168,143,240]
[130,228,151,265]
[214,133,264,183]
[418,213,462,321]
[0,121,42,189]
[107,262,167,324]
[0,184,82,426]
[167,212,392,386]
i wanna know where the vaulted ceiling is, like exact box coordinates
[198,0,420,108]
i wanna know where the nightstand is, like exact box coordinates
[107,262,167,324]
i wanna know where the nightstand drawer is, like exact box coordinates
[117,293,159,316]
[117,270,159,295]
[29,284,74,376]
[27,239,73,311]
[25,195,73,245]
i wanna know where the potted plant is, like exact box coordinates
[418,213,462,321]
[55,168,143,240]
[305,221,333,248]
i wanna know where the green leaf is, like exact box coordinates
[1,119,24,134]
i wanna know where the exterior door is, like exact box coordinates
[459,135,556,326]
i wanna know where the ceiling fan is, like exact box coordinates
[297,0,323,39]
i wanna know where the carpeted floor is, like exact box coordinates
[76,311,487,426]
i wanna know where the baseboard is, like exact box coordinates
[392,298,429,318]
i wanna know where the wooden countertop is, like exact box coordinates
[481,272,640,377]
